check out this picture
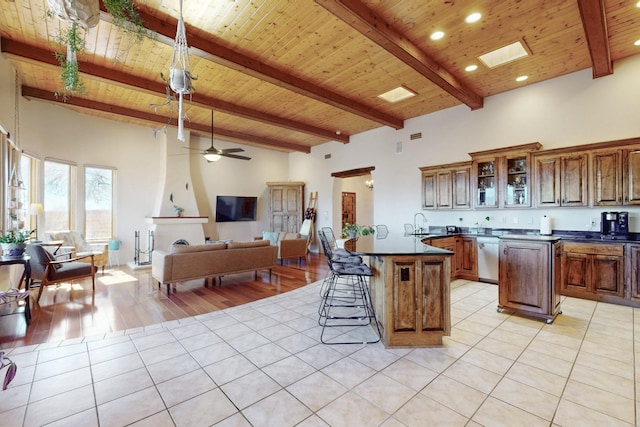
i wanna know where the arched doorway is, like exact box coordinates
[331,167,375,237]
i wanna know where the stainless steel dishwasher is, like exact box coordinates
[477,236,499,283]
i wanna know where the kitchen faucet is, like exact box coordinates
[414,212,427,234]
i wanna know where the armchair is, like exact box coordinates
[276,232,308,265]
[25,244,97,303]
[44,231,108,273]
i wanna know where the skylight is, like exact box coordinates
[478,41,529,68]
[378,86,417,103]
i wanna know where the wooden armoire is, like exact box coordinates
[267,182,305,233]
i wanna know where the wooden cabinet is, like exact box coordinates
[498,238,562,323]
[561,242,625,302]
[458,236,478,280]
[623,147,640,205]
[427,235,477,281]
[593,149,623,206]
[428,237,458,278]
[420,162,471,210]
[469,142,540,209]
[369,253,451,347]
[534,153,588,207]
[267,182,304,233]
[628,245,640,302]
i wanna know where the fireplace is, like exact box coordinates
[148,128,208,251]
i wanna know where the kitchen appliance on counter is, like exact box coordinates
[601,211,629,240]
[446,225,459,234]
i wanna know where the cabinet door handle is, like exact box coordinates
[556,199,560,204]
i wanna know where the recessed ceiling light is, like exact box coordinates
[516,75,528,82]
[378,86,417,103]
[636,1,640,7]
[478,40,530,68]
[465,64,478,72]
[430,31,445,41]
[635,39,640,46]
[465,13,482,23]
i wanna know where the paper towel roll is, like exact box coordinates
[540,215,552,235]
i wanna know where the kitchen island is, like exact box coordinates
[346,234,454,347]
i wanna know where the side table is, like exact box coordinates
[0,255,32,325]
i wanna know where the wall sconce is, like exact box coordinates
[365,179,374,190]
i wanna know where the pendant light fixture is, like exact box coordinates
[169,0,195,142]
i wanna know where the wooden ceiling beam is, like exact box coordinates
[577,0,613,78]
[315,0,483,110]
[21,86,311,153]
[0,38,346,144]
[98,3,404,130]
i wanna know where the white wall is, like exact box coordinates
[290,54,640,235]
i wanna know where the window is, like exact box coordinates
[44,160,74,231]
[84,166,114,240]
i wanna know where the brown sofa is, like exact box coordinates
[151,240,278,295]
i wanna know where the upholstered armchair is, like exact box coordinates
[26,244,97,303]
[276,232,308,264]
[44,231,108,273]
[258,231,309,265]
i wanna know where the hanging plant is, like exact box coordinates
[54,22,86,98]
[103,0,152,42]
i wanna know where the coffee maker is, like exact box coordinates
[600,211,629,239]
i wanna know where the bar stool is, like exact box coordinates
[317,231,381,345]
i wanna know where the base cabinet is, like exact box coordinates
[427,236,478,281]
[561,242,625,303]
[498,238,561,323]
[369,254,451,347]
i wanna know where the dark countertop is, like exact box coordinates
[347,234,454,256]
[416,227,640,244]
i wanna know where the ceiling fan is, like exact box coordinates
[185,111,251,162]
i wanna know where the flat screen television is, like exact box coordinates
[215,196,258,222]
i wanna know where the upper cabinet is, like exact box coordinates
[623,147,640,205]
[534,152,588,207]
[593,149,623,206]
[420,162,471,210]
[470,142,541,209]
[420,138,640,211]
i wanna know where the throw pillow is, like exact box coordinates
[262,231,279,245]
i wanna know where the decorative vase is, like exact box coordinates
[348,230,357,239]
[1,242,27,258]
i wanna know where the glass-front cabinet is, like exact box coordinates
[470,142,541,209]
[475,159,497,208]
[504,155,529,207]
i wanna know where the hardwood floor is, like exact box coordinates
[0,253,329,349]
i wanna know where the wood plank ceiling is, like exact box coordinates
[1,0,639,153]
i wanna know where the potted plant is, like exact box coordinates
[342,223,375,239]
[0,229,35,257]
[475,216,491,234]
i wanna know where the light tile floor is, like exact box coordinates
[1,279,638,426]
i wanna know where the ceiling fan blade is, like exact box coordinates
[181,146,203,151]
[220,148,245,154]
[221,153,251,160]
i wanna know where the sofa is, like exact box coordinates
[260,231,309,264]
[44,230,109,273]
[151,239,278,295]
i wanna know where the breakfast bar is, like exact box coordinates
[347,234,454,347]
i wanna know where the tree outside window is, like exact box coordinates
[85,166,114,240]
[44,161,72,231]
